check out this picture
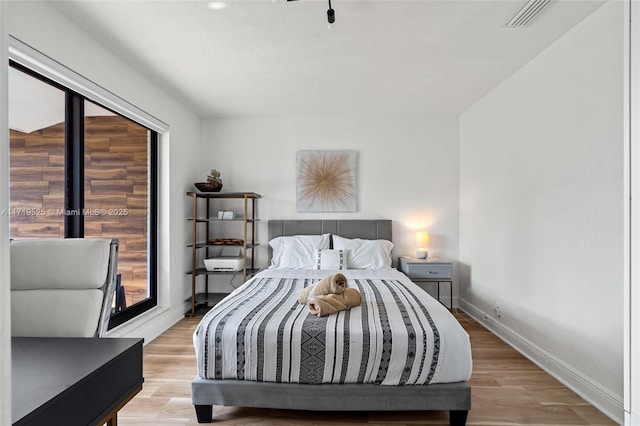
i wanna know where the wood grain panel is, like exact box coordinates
[84,138,111,152]
[85,168,127,180]
[41,195,64,210]
[133,184,147,195]
[83,194,128,208]
[117,251,148,265]
[84,214,123,225]
[48,181,64,193]
[15,223,61,238]
[126,195,148,209]
[126,236,148,251]
[11,167,43,181]
[84,223,103,236]
[133,151,148,162]
[110,145,149,154]
[48,154,65,166]
[10,181,49,192]
[24,138,65,152]
[39,124,65,138]
[90,179,134,194]
[90,152,136,166]
[85,116,128,135]
[126,166,148,180]
[118,265,134,281]
[122,208,148,219]
[10,136,25,149]
[10,192,46,202]
[132,266,148,280]
[101,223,148,236]
[10,151,49,167]
[41,167,64,181]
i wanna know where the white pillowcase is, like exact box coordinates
[314,249,347,270]
[332,235,394,269]
[269,234,331,269]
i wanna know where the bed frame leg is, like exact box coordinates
[449,410,468,426]
[194,404,213,423]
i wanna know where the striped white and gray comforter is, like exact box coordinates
[194,268,472,385]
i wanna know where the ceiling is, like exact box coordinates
[50,0,607,119]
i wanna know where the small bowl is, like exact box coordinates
[194,181,223,192]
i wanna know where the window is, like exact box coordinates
[8,66,66,236]
[8,62,158,328]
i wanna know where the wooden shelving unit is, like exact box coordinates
[185,191,260,316]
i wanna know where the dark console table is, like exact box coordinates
[12,337,143,426]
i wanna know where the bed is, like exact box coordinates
[191,220,472,425]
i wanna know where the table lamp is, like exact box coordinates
[416,232,430,259]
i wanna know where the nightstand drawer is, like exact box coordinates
[406,264,452,279]
[399,257,452,280]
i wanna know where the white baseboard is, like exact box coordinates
[458,299,624,425]
[106,306,184,344]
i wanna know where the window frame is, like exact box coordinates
[8,60,159,328]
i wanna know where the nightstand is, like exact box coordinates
[398,256,454,311]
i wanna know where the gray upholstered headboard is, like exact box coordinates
[266,219,394,269]
[268,220,392,243]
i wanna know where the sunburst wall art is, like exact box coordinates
[296,150,357,212]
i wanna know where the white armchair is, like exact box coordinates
[10,238,120,337]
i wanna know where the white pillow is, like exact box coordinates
[269,234,331,269]
[332,235,394,269]
[314,249,347,270]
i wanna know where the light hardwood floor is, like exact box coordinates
[117,310,617,425]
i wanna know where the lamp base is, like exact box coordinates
[416,250,428,259]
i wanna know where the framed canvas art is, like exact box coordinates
[296,150,357,212]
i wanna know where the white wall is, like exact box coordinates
[3,1,201,341]
[0,1,11,423]
[628,1,638,423]
[200,115,461,296]
[459,1,623,422]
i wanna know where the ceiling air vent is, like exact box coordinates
[506,0,555,27]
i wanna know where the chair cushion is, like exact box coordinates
[11,238,111,290]
[11,289,104,337]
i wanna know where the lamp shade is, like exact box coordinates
[416,232,430,247]
[416,232,430,259]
